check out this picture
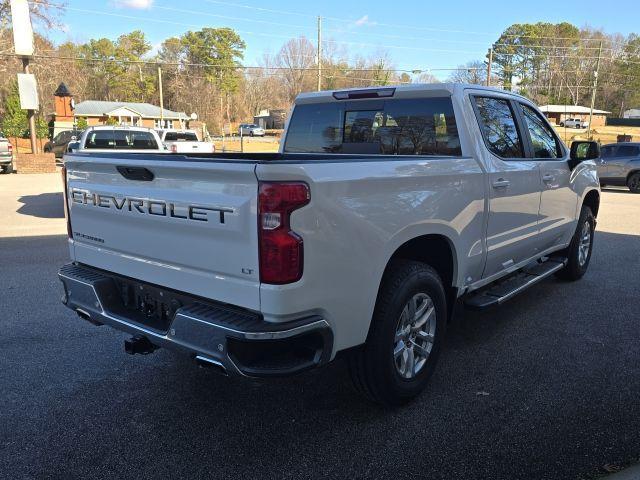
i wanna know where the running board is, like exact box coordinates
[464,257,567,310]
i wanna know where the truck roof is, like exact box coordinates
[295,83,530,104]
[86,125,156,133]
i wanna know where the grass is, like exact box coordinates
[554,125,640,146]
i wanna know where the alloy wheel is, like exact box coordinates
[393,293,436,379]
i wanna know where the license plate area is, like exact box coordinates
[112,279,190,332]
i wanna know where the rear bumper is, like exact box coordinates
[0,156,12,165]
[58,263,333,377]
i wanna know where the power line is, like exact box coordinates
[152,4,312,30]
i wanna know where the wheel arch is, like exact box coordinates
[375,234,459,322]
[583,189,600,218]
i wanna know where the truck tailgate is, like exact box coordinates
[65,155,260,311]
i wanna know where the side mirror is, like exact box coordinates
[569,141,600,169]
[67,141,80,153]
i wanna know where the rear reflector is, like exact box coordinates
[61,166,72,238]
[332,87,396,100]
[258,182,310,284]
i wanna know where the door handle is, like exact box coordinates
[542,174,555,183]
[116,166,155,181]
[492,178,510,189]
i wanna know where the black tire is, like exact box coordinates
[555,206,595,281]
[1,163,12,174]
[627,173,640,194]
[349,260,447,406]
[249,131,254,137]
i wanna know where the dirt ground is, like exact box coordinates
[554,125,640,146]
[213,136,281,153]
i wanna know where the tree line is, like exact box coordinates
[0,6,638,137]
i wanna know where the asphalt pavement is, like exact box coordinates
[1,173,640,480]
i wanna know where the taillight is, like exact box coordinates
[258,182,310,284]
[61,166,72,238]
[8,144,12,154]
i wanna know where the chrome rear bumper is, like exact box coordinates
[58,263,333,377]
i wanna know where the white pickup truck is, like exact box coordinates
[58,84,601,405]
[70,126,167,154]
[157,129,215,154]
[560,118,589,129]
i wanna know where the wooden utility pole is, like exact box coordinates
[317,16,322,91]
[587,41,603,140]
[486,47,493,87]
[157,64,164,127]
[22,57,37,153]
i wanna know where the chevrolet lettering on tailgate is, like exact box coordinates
[70,188,234,224]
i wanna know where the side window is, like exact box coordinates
[601,146,616,158]
[520,104,563,159]
[615,145,640,157]
[473,96,524,158]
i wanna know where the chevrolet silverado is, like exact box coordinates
[58,84,601,405]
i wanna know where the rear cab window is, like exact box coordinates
[164,132,198,142]
[283,97,462,156]
[85,130,159,150]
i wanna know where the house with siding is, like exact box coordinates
[73,100,189,129]
[538,105,610,127]
[50,83,192,137]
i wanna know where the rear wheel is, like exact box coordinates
[627,173,640,194]
[349,260,447,406]
[1,163,13,174]
[555,206,595,281]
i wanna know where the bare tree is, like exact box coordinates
[271,36,316,103]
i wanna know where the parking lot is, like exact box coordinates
[1,172,639,479]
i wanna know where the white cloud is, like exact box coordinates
[353,15,376,27]
[113,0,154,9]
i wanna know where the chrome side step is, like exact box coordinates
[464,257,567,310]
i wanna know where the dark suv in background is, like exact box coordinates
[44,130,83,159]
[598,143,640,193]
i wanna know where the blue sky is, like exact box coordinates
[46,0,640,80]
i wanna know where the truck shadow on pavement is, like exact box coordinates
[16,192,64,219]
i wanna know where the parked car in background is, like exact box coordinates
[598,142,640,193]
[59,84,601,405]
[44,130,84,158]
[560,118,588,129]
[157,129,215,154]
[0,133,13,174]
[238,123,265,136]
[68,126,167,154]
